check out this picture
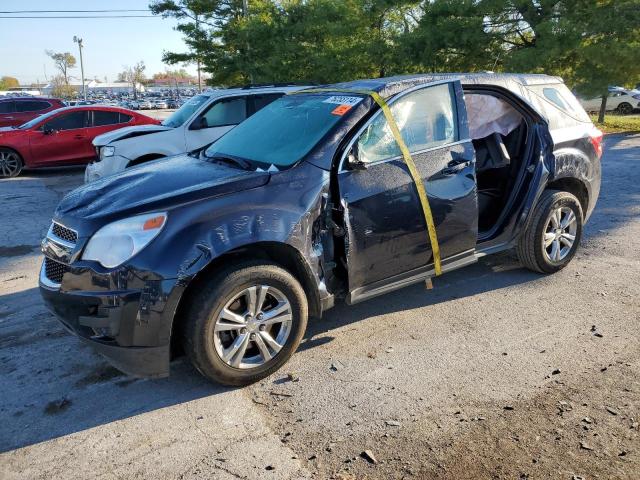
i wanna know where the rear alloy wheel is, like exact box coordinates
[183,262,308,386]
[517,190,583,274]
[616,102,633,115]
[0,148,23,178]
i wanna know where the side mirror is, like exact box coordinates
[346,144,367,170]
[190,116,208,130]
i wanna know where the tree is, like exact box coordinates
[45,51,76,85]
[119,61,147,100]
[0,76,19,90]
[49,75,77,99]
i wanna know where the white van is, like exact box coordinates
[86,84,308,182]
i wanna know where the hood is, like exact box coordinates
[92,124,174,147]
[55,154,270,227]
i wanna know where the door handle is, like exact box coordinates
[442,160,471,175]
[74,134,85,139]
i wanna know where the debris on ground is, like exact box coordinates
[286,372,299,382]
[330,360,346,372]
[606,406,620,416]
[385,420,401,427]
[580,441,594,451]
[361,450,378,464]
[44,397,71,415]
[503,405,515,411]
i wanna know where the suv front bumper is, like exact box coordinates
[84,154,130,183]
[39,261,179,378]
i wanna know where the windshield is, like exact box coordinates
[204,94,364,168]
[161,94,209,128]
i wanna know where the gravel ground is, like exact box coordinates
[0,135,638,479]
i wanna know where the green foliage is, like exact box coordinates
[49,75,77,99]
[149,0,640,98]
[0,76,19,90]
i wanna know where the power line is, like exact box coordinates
[0,15,157,19]
[0,10,151,13]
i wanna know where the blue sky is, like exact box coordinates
[0,0,197,85]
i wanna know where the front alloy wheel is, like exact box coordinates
[213,285,293,369]
[0,149,23,178]
[183,262,308,386]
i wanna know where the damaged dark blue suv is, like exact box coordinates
[40,74,603,385]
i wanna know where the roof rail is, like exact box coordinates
[227,82,316,90]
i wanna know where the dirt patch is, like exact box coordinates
[0,245,38,257]
[74,364,124,387]
[257,358,639,479]
[44,398,72,415]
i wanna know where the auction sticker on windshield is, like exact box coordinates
[322,95,363,106]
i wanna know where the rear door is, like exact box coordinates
[29,110,90,165]
[185,96,248,151]
[87,109,134,157]
[338,81,478,301]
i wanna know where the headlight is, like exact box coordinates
[82,212,167,268]
[101,146,115,158]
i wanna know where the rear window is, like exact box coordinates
[15,100,51,112]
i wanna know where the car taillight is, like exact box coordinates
[589,128,604,159]
[632,94,640,100]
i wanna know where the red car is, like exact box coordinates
[0,97,66,127]
[0,106,159,177]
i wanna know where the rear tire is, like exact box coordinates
[0,148,23,178]
[183,261,308,386]
[517,190,583,274]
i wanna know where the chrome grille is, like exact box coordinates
[51,223,77,244]
[44,257,69,284]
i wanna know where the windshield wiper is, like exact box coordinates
[204,154,253,171]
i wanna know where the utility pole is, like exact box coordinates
[73,36,87,101]
[195,14,202,92]
[242,0,253,84]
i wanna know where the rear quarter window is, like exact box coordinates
[528,84,591,128]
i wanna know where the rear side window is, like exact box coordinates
[15,100,51,112]
[201,97,247,128]
[358,82,458,164]
[92,110,120,126]
[529,84,591,125]
[44,111,87,131]
[0,101,14,113]
[119,113,133,123]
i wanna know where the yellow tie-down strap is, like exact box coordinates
[293,88,442,275]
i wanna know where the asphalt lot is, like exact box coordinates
[0,134,638,479]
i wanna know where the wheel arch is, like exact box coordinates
[546,177,589,218]
[128,153,165,167]
[169,241,322,357]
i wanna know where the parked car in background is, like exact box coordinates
[0,106,159,177]
[86,84,309,182]
[0,97,66,127]
[166,98,181,109]
[153,100,168,109]
[579,88,640,114]
[42,74,603,385]
[66,100,96,107]
[139,100,154,110]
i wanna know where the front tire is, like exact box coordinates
[183,262,308,386]
[517,190,583,274]
[0,148,23,178]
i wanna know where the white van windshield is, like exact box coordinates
[162,95,208,128]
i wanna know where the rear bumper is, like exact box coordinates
[39,261,178,378]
